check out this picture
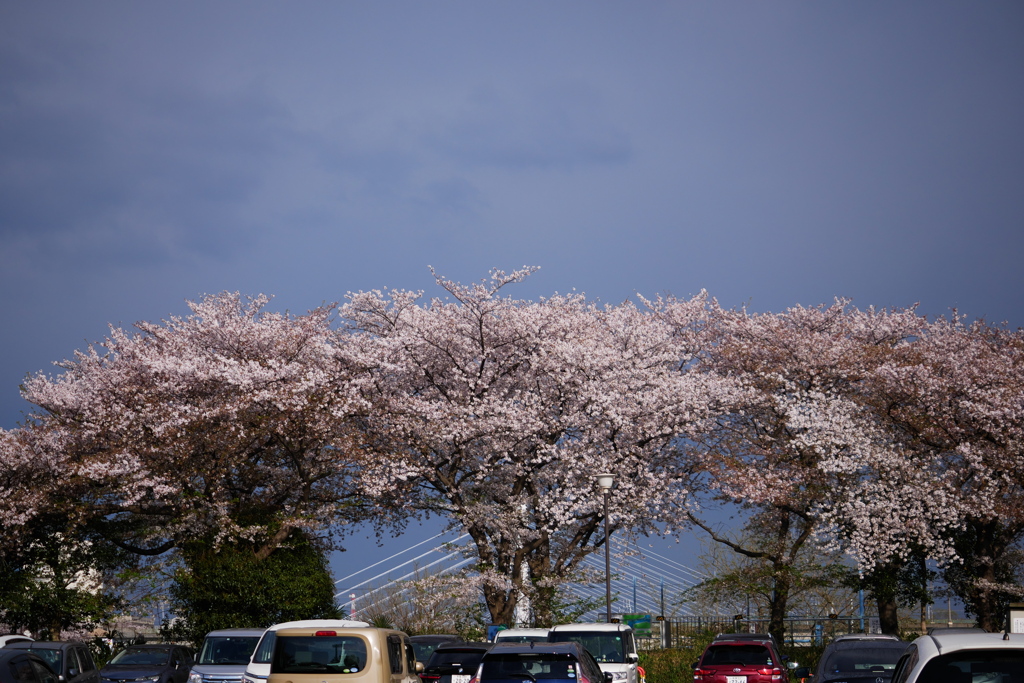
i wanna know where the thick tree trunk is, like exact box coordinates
[482,585,518,627]
[877,597,899,635]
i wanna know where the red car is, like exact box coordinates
[692,634,787,683]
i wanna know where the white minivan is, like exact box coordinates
[493,628,550,644]
[243,620,369,683]
[548,623,639,683]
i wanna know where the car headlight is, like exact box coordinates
[189,674,202,683]
[608,672,628,681]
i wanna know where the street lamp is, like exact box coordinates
[596,472,615,624]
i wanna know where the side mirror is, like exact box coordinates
[692,661,700,670]
[603,674,613,683]
[626,653,639,663]
[793,667,810,679]
[68,670,79,678]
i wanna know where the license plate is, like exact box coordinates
[450,676,471,683]
[726,677,747,683]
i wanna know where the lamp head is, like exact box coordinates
[596,473,615,490]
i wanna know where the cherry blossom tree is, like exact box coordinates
[4,292,374,560]
[679,300,927,639]
[339,268,737,626]
[851,315,1024,630]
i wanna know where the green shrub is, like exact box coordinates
[639,630,716,682]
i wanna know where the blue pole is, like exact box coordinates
[859,590,865,633]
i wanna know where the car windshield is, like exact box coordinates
[412,643,442,663]
[27,650,62,672]
[918,649,1024,683]
[548,632,625,664]
[110,649,171,666]
[426,650,489,672]
[482,653,579,680]
[496,636,546,644]
[823,646,905,673]
[197,637,260,665]
[701,644,774,667]
[270,635,367,674]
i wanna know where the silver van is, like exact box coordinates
[190,628,266,683]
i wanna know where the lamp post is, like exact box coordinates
[596,472,615,624]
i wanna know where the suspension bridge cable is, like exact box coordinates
[333,531,456,585]
[335,535,470,595]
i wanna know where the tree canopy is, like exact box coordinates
[2,269,1022,633]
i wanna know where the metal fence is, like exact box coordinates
[635,616,981,650]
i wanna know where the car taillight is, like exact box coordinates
[419,676,440,683]
[314,631,337,637]
[692,668,707,681]
[756,667,783,681]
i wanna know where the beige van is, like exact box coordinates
[265,627,421,683]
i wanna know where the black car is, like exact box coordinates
[0,649,59,683]
[101,645,193,683]
[7,642,99,683]
[420,643,493,683]
[793,634,908,682]
[477,642,611,683]
[410,636,461,665]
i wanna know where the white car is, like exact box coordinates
[242,619,368,683]
[548,623,638,683]
[889,630,1024,682]
[0,635,33,648]
[190,628,265,683]
[493,628,550,644]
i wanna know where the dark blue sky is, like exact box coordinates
[2,2,1022,581]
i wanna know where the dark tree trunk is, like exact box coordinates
[768,569,791,644]
[877,597,899,635]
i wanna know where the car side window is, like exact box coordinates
[386,636,403,674]
[891,646,918,683]
[66,649,81,674]
[10,658,38,683]
[582,650,603,681]
[31,659,58,683]
[403,639,416,674]
[77,649,96,673]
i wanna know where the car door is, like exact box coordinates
[170,649,191,683]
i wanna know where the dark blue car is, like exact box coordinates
[100,645,193,683]
[476,642,611,683]
[7,642,99,683]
